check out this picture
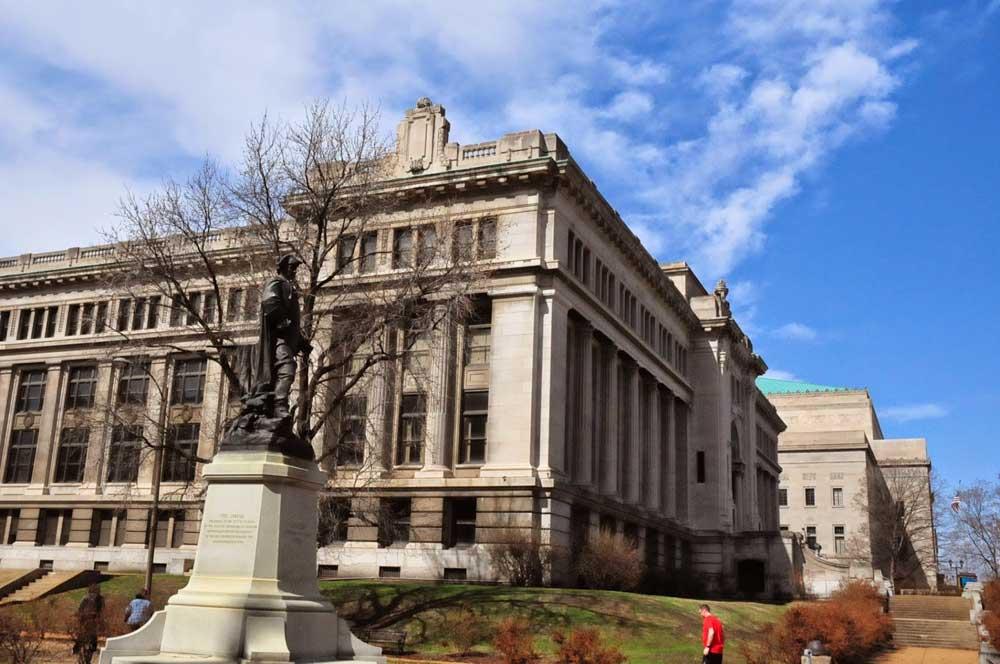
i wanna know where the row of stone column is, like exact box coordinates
[564,315,690,522]
[3,507,199,548]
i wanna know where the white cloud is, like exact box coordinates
[0,1,917,277]
[881,403,949,423]
[765,369,800,381]
[773,322,819,341]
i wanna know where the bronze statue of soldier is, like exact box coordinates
[219,253,314,459]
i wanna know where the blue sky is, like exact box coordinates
[0,1,997,491]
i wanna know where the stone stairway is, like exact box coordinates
[0,570,88,605]
[890,595,980,650]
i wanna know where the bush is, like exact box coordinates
[439,604,493,656]
[574,531,644,592]
[552,628,627,664]
[982,579,1000,650]
[494,617,538,664]
[741,580,893,664]
[0,604,46,664]
[489,529,552,587]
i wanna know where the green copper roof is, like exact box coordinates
[756,376,848,395]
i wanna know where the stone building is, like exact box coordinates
[757,377,937,595]
[0,100,792,595]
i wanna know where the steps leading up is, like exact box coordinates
[0,570,94,605]
[890,595,980,650]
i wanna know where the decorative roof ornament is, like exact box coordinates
[416,96,433,109]
[714,279,731,317]
[715,279,729,301]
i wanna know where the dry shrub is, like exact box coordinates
[440,604,493,656]
[0,603,46,664]
[552,628,627,664]
[742,580,893,664]
[983,579,1000,612]
[574,531,644,592]
[489,529,552,587]
[983,579,1000,650]
[494,617,538,664]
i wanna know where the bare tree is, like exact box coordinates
[945,479,1000,579]
[98,101,491,550]
[853,466,938,589]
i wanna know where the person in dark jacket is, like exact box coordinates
[73,584,104,664]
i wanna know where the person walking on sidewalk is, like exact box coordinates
[699,604,725,664]
[74,584,104,664]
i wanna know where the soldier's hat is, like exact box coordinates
[277,254,303,272]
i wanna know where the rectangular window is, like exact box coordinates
[337,396,366,467]
[463,324,491,366]
[95,302,107,333]
[38,509,69,546]
[320,497,351,544]
[392,228,413,269]
[696,450,706,483]
[4,430,37,484]
[459,391,488,464]
[65,366,98,410]
[805,487,816,507]
[89,510,114,547]
[337,234,357,274]
[417,225,437,265]
[834,526,846,554]
[478,218,496,259]
[16,369,46,412]
[54,428,89,483]
[169,294,184,327]
[65,304,80,336]
[226,289,243,322]
[186,292,202,325]
[453,222,474,261]
[645,528,659,568]
[377,498,411,548]
[44,306,57,338]
[444,497,477,548]
[396,394,425,465]
[131,298,146,330]
[243,288,259,320]
[171,358,207,405]
[117,299,131,331]
[806,525,817,550]
[779,488,788,507]
[0,310,9,341]
[107,426,142,483]
[203,292,218,324]
[116,360,150,406]
[360,232,378,274]
[147,296,161,329]
[832,487,844,507]
[163,423,199,483]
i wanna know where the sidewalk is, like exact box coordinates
[873,646,978,663]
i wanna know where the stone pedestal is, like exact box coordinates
[100,451,385,664]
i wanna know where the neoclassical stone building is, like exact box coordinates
[0,100,791,595]
[757,377,937,595]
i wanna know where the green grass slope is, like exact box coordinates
[322,581,788,663]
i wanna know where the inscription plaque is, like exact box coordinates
[203,512,258,545]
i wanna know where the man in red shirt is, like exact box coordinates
[699,604,725,663]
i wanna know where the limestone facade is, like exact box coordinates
[0,100,791,595]
[758,379,938,594]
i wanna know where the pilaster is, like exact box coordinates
[417,312,455,478]
[30,363,64,491]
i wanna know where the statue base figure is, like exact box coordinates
[218,389,314,460]
[99,450,384,664]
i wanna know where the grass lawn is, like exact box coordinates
[321,580,788,663]
[20,575,788,663]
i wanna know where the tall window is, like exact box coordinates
[377,498,411,547]
[360,232,378,273]
[89,510,114,547]
[463,302,491,366]
[396,394,425,465]
[116,360,150,406]
[107,426,142,483]
[4,430,37,483]
[16,309,30,340]
[392,228,413,268]
[318,497,351,545]
[805,487,816,507]
[459,391,488,464]
[54,428,89,483]
[65,366,98,410]
[834,525,846,554]
[226,289,243,322]
[171,358,207,405]
[65,304,80,336]
[453,222,473,260]
[337,234,357,274]
[832,487,844,507]
[163,423,199,483]
[444,498,477,548]
[202,292,218,324]
[16,369,46,412]
[417,225,437,265]
[778,488,788,507]
[696,451,706,483]
[0,310,9,341]
[95,302,108,333]
[337,396,366,467]
[478,218,497,259]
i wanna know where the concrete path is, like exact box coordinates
[874,646,978,663]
